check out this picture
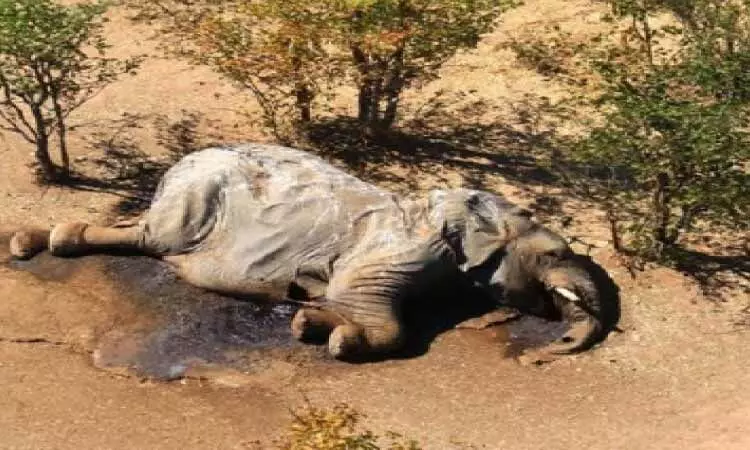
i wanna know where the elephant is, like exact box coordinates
[10,143,614,362]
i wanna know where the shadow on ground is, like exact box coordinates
[669,246,750,298]
[302,112,558,195]
[59,111,225,218]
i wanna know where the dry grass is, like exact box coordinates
[270,403,423,450]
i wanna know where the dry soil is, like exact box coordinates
[1,1,748,449]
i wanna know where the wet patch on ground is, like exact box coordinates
[91,255,334,381]
[7,250,84,282]
[471,316,570,358]
[2,234,330,381]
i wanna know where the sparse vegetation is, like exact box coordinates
[272,403,423,450]
[126,0,516,140]
[570,0,750,260]
[1,0,749,447]
[501,25,587,79]
[504,1,750,262]
[0,0,140,182]
[128,0,748,264]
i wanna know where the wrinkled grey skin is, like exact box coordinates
[10,143,605,362]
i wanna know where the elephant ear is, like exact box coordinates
[430,189,533,271]
[461,192,505,270]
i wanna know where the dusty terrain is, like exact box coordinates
[1,1,749,449]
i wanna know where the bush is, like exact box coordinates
[562,0,750,259]
[0,0,140,182]
[273,403,421,450]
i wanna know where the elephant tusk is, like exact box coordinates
[553,286,580,302]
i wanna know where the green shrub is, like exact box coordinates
[0,0,140,181]
[564,0,750,259]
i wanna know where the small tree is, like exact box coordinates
[191,1,344,139]
[127,0,515,138]
[0,0,139,182]
[567,0,750,258]
[341,0,512,133]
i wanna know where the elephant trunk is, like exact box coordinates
[549,292,602,354]
[541,269,603,355]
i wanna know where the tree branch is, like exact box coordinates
[0,73,37,140]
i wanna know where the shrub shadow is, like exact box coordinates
[302,114,559,194]
[63,111,209,217]
[669,246,750,298]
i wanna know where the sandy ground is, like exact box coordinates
[1,1,749,449]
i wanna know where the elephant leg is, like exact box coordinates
[11,222,146,259]
[323,287,406,359]
[292,296,405,358]
[49,223,145,256]
[322,250,438,359]
[111,217,140,228]
[291,308,347,342]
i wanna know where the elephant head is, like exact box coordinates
[429,189,611,356]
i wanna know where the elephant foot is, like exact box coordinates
[291,310,310,340]
[49,222,89,256]
[328,324,366,359]
[291,308,346,343]
[9,228,50,260]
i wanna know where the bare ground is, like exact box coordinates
[1,1,749,449]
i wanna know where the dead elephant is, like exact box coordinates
[10,143,615,362]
